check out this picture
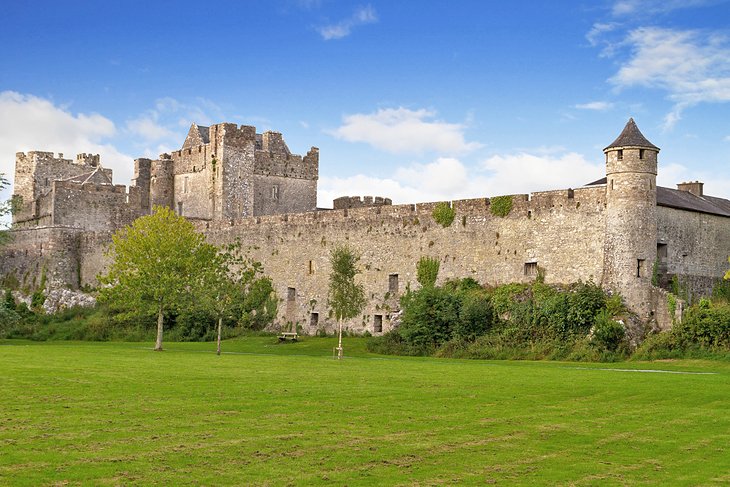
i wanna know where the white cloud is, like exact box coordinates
[317,5,378,40]
[329,107,482,155]
[480,152,604,195]
[317,151,604,208]
[125,96,228,155]
[575,101,614,111]
[608,27,730,129]
[0,91,134,196]
[611,0,720,16]
[587,23,618,47]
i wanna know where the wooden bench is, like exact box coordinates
[278,332,298,342]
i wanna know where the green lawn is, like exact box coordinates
[1,338,728,486]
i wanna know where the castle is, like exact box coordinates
[3,119,730,332]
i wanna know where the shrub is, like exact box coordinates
[711,279,730,304]
[590,310,625,352]
[489,195,513,217]
[454,290,494,341]
[432,202,455,228]
[399,286,460,349]
[676,299,730,349]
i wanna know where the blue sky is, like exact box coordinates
[1,0,729,211]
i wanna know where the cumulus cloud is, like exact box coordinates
[575,101,614,111]
[330,107,482,155]
[124,96,229,157]
[0,91,134,194]
[317,151,604,208]
[604,26,730,129]
[317,5,378,40]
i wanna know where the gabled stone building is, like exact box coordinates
[2,119,729,333]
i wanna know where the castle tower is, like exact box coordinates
[150,156,175,211]
[602,118,659,319]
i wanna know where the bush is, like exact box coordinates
[590,310,625,352]
[676,299,730,349]
[399,286,460,349]
[453,290,494,341]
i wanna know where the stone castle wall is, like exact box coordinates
[197,185,608,334]
[0,226,83,290]
[657,206,730,298]
[13,152,111,223]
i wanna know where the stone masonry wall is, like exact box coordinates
[0,226,82,290]
[657,205,730,298]
[252,174,317,216]
[198,186,608,335]
[52,181,140,232]
[13,152,110,224]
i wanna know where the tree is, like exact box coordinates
[198,243,276,355]
[98,206,218,351]
[725,256,730,280]
[328,245,366,359]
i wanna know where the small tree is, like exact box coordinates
[199,243,276,355]
[725,256,730,280]
[328,245,366,359]
[99,206,217,351]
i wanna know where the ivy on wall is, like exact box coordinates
[490,195,513,218]
[432,202,455,227]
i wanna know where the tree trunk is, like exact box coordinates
[154,301,164,351]
[337,321,343,360]
[216,316,223,356]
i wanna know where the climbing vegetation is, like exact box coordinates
[489,195,513,218]
[432,202,455,227]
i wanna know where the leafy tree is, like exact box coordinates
[725,256,730,280]
[328,245,366,359]
[98,206,218,351]
[198,243,277,355]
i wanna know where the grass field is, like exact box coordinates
[1,337,729,486]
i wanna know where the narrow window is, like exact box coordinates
[183,176,189,194]
[388,274,399,294]
[287,287,296,302]
[374,315,383,333]
[637,259,645,278]
[617,150,623,160]
[310,312,319,328]
[308,260,314,275]
[271,185,279,201]
[639,149,645,160]
[567,189,574,199]
[524,262,538,277]
[177,201,183,216]
[610,179,614,190]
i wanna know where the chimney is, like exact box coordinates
[677,181,704,197]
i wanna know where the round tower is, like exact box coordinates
[602,118,659,319]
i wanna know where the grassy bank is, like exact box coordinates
[1,338,728,485]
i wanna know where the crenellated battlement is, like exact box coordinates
[333,195,393,209]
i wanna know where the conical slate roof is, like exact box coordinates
[604,118,659,151]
